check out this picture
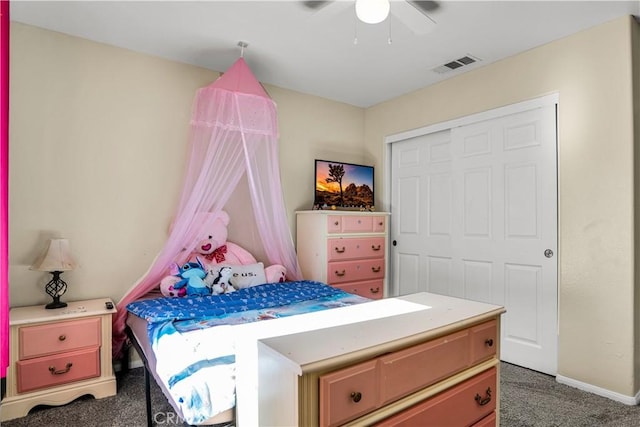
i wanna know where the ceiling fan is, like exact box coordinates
[301,0,440,31]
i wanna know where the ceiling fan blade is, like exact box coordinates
[404,0,438,24]
[392,0,437,35]
[407,1,440,14]
[301,1,333,10]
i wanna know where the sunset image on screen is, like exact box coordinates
[315,160,373,208]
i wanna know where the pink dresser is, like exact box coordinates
[297,211,389,299]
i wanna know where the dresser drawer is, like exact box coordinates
[379,329,471,405]
[335,280,384,300]
[326,215,386,234]
[19,317,101,360]
[16,346,101,393]
[328,259,385,284]
[320,360,378,427]
[470,320,497,365]
[373,216,386,232]
[374,367,497,427]
[327,237,385,261]
[473,411,497,427]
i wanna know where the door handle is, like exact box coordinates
[544,249,554,258]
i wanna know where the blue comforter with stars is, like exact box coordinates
[126,281,369,424]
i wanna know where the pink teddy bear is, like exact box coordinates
[160,210,287,297]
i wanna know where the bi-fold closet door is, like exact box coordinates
[390,102,558,375]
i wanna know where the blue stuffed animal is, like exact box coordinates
[171,257,210,296]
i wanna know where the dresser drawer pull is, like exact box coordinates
[370,287,380,294]
[371,245,381,251]
[485,338,494,347]
[350,391,362,403]
[334,221,339,226]
[335,270,346,277]
[58,334,66,341]
[49,362,73,375]
[334,246,346,253]
[474,387,492,406]
[371,266,381,273]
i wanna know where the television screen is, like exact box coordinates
[315,159,374,208]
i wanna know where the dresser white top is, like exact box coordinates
[258,292,504,371]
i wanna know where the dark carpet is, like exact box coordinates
[1,363,639,426]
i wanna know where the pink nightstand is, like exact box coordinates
[1,298,117,421]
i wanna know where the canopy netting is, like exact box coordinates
[112,58,303,358]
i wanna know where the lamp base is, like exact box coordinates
[44,271,68,310]
[45,297,67,310]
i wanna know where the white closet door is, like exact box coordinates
[391,104,558,375]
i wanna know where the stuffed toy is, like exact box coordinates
[206,266,236,295]
[189,211,256,266]
[159,210,288,297]
[188,211,287,282]
[160,279,187,298]
[170,258,210,297]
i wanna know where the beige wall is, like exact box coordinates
[9,23,365,308]
[9,15,640,399]
[365,16,638,397]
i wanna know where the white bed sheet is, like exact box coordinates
[126,313,235,425]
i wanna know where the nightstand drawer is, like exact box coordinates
[19,317,101,360]
[16,346,100,393]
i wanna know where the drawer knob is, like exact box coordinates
[370,287,380,294]
[350,391,362,403]
[335,270,346,277]
[474,387,492,406]
[371,266,381,273]
[334,246,346,253]
[49,362,73,375]
[371,245,381,251]
[58,334,66,341]
[485,338,494,347]
[334,221,339,226]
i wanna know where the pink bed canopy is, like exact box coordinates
[112,57,303,358]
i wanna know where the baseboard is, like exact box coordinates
[113,346,144,372]
[556,374,640,405]
[129,359,144,369]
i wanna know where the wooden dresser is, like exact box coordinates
[253,292,505,427]
[296,210,390,299]
[1,298,117,421]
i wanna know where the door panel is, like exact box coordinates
[391,104,557,375]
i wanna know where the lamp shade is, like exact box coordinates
[355,0,390,24]
[31,239,77,272]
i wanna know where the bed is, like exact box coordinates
[124,280,371,426]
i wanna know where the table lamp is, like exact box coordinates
[31,238,78,309]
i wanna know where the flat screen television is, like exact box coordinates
[314,159,374,209]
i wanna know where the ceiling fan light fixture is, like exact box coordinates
[355,0,390,24]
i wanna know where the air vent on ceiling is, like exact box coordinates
[432,55,481,74]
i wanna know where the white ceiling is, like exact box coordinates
[10,1,640,107]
